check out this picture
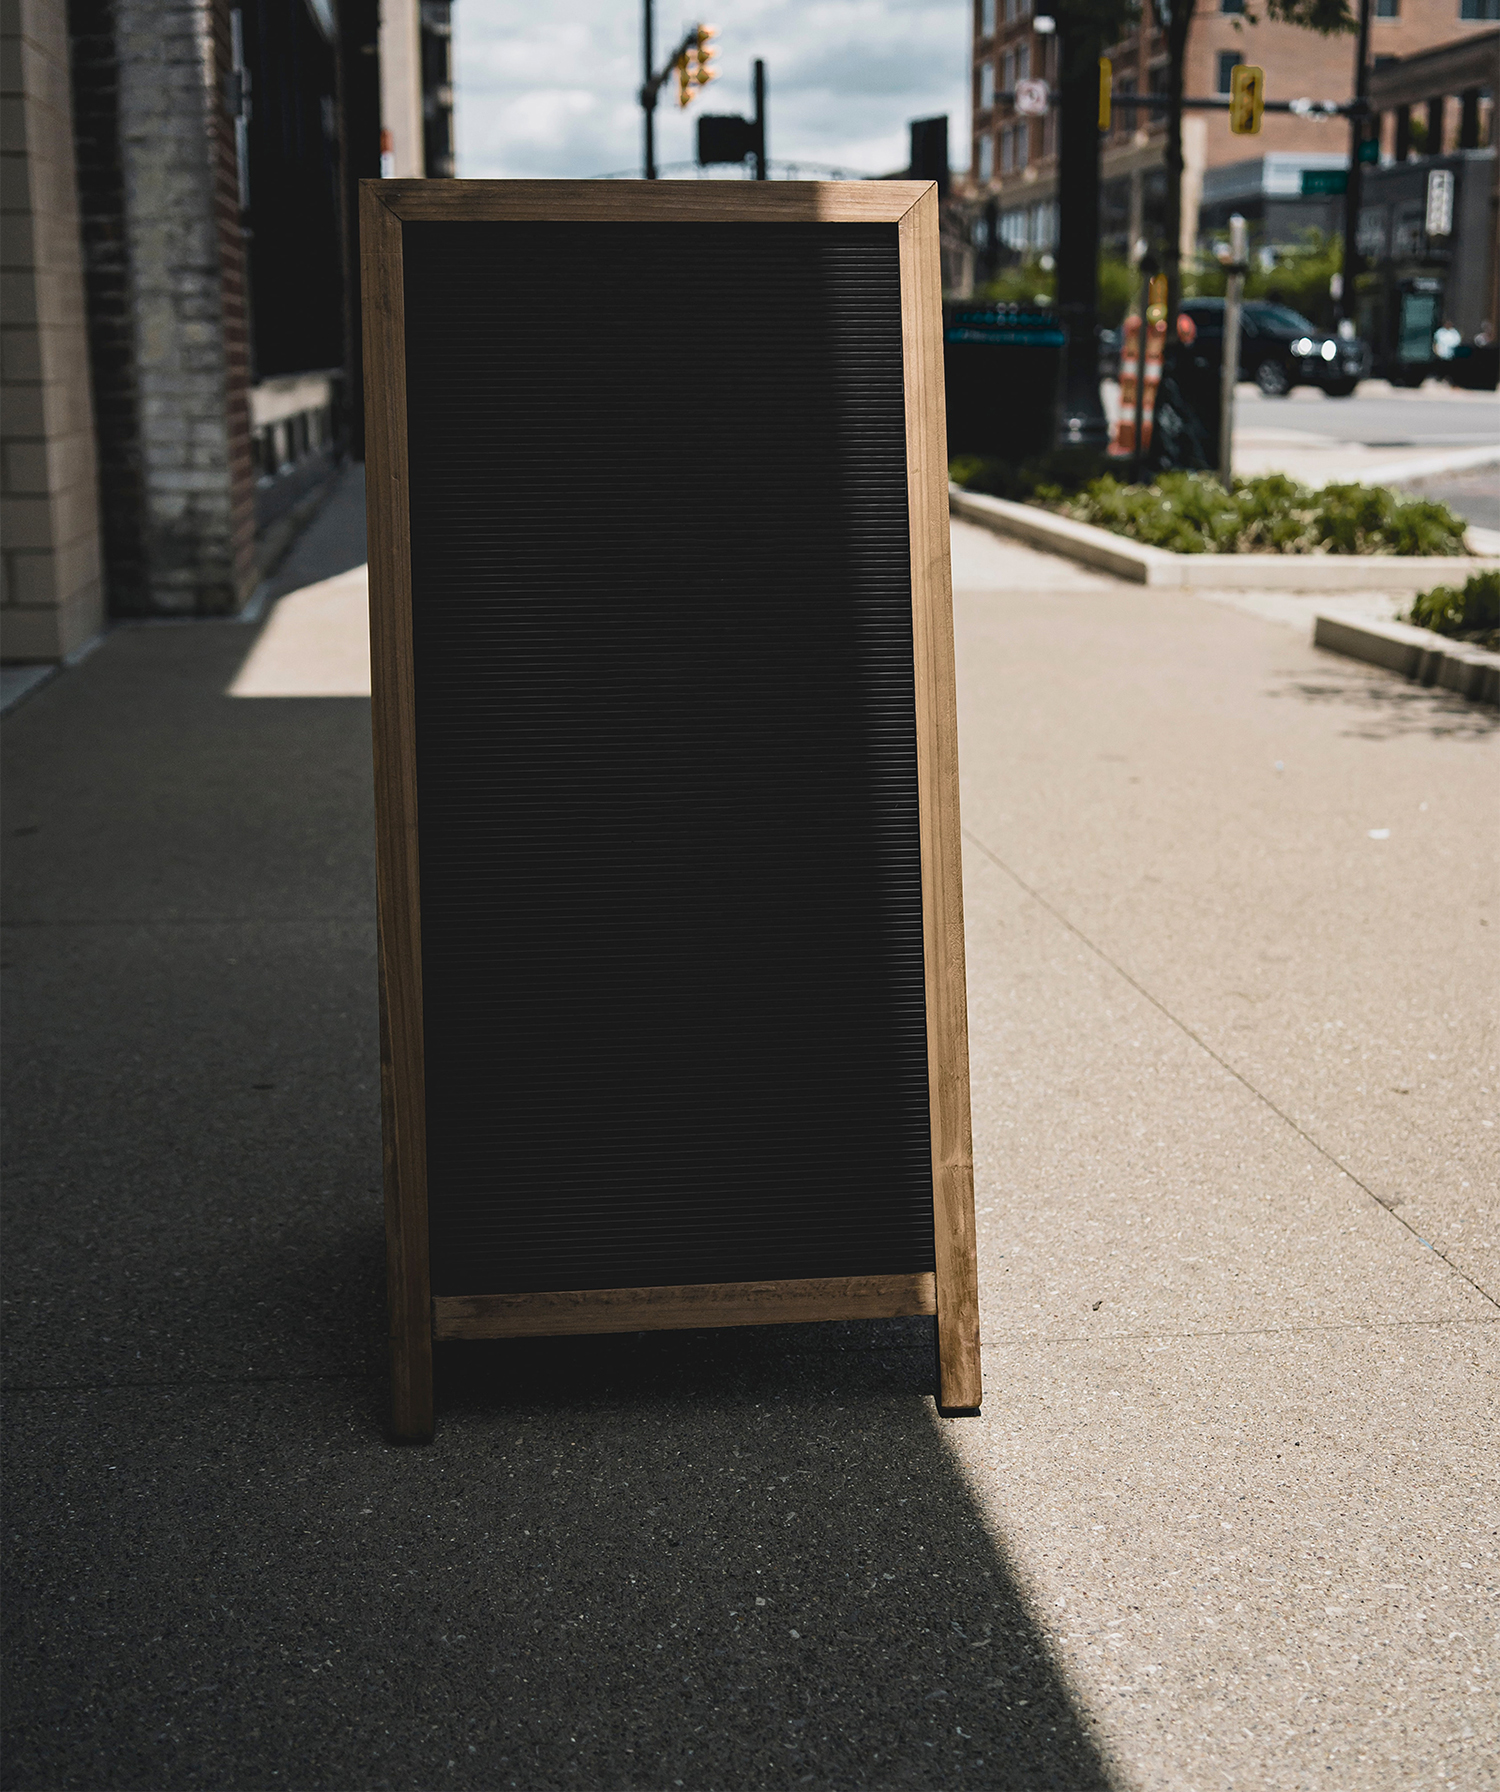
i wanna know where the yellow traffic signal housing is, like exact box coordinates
[1229,64,1264,134]
[1098,57,1111,131]
[676,52,693,107]
[694,23,719,88]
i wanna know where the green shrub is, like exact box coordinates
[948,449,1109,503]
[974,262,1054,309]
[1095,257,1137,330]
[1313,483,1469,557]
[972,254,1138,328]
[947,463,1473,557]
[1184,229,1342,332]
[1408,570,1500,649]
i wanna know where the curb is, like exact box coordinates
[949,485,1500,592]
[1312,612,1500,706]
[1350,443,1500,487]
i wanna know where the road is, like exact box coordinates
[1237,382,1500,447]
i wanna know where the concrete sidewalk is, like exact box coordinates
[2,482,1496,1789]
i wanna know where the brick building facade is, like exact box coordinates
[1,0,454,667]
[969,0,1497,266]
[1,0,104,661]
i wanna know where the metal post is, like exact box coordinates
[1337,0,1373,327]
[1218,213,1248,488]
[753,58,766,179]
[1054,18,1110,449]
[1131,258,1153,484]
[642,0,656,179]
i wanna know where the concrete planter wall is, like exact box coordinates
[949,485,1500,594]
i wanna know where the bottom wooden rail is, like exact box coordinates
[432,1272,938,1341]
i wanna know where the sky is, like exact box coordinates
[453,0,972,181]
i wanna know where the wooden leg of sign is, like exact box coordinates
[389,1288,433,1442]
[900,187,982,1417]
[933,1162,983,1416]
[380,970,433,1442]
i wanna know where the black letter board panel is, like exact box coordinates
[362,184,977,1439]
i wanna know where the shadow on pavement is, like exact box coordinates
[3,1325,1118,1790]
[1270,660,1499,740]
[1,1322,1116,1791]
[1,469,1113,1790]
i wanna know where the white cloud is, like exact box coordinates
[453,0,971,179]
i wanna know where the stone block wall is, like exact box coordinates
[66,0,254,619]
[101,0,253,614]
[1,0,105,662]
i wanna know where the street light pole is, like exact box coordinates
[753,58,766,180]
[1338,0,1373,327]
[642,0,656,179]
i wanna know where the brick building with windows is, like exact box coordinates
[1,0,454,670]
[968,0,1496,271]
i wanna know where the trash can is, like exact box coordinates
[943,302,1065,460]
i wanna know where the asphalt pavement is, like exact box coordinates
[3,477,1496,1789]
[1235,383,1500,448]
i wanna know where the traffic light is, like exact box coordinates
[1098,57,1111,132]
[1228,63,1264,135]
[676,51,693,106]
[694,24,718,90]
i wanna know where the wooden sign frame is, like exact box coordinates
[361,179,979,1440]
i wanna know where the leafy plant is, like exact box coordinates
[1408,571,1500,649]
[1184,231,1344,332]
[973,255,1141,329]
[948,449,1110,503]
[948,462,1474,557]
[975,262,1055,309]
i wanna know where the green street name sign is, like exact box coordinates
[1301,169,1349,196]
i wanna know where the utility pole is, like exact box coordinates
[642,0,656,179]
[1054,20,1110,449]
[642,5,716,178]
[753,58,766,179]
[1338,0,1374,328]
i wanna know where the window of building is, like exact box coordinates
[978,133,994,180]
[980,61,995,108]
[1020,0,1032,17]
[1015,120,1030,169]
[1004,0,1017,23]
[1116,74,1136,135]
[1043,109,1056,156]
[1374,0,1398,15]
[1217,50,1243,93]
[1003,48,1015,89]
[979,0,996,34]
[1017,42,1030,79]
[1458,0,1498,17]
[1001,127,1014,173]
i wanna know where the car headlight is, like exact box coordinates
[1292,337,1313,356]
[1321,340,1337,361]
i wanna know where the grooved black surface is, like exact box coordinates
[403,220,933,1296]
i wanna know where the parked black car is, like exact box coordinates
[1179,299,1368,397]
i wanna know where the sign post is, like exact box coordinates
[1218,213,1248,488]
